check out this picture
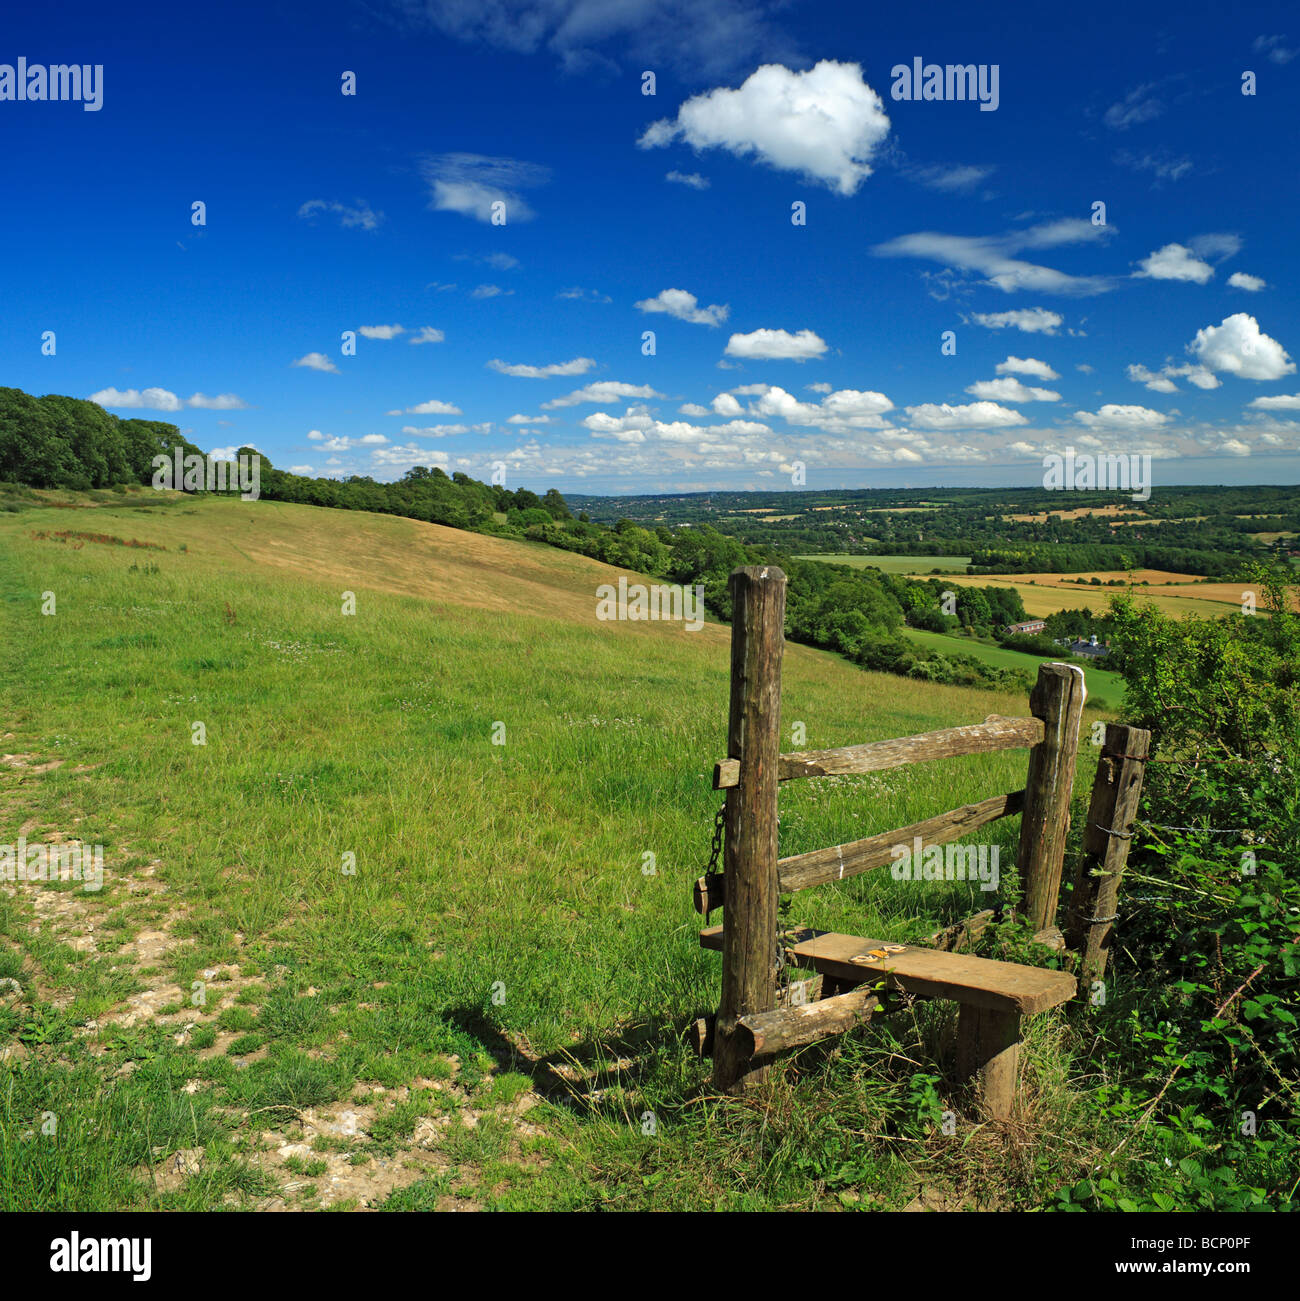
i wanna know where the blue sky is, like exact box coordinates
[3,0,1299,494]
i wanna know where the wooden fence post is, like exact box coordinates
[713,565,786,1094]
[1018,663,1087,933]
[1063,722,1151,985]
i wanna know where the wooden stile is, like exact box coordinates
[713,566,787,1094]
[1018,663,1088,933]
[1062,722,1151,984]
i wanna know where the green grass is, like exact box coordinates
[0,495,1126,1211]
[798,553,972,574]
[899,628,1126,710]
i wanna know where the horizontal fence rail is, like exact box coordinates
[696,789,1026,910]
[712,715,1044,790]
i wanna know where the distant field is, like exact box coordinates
[799,554,971,574]
[899,628,1125,710]
[921,570,1282,619]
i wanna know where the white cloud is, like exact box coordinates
[1228,272,1267,292]
[409,327,446,345]
[89,387,183,411]
[1189,314,1295,381]
[806,381,832,393]
[666,170,709,189]
[712,392,744,416]
[678,403,712,416]
[541,381,664,409]
[1134,243,1214,284]
[556,287,611,303]
[306,430,325,441]
[1249,394,1300,410]
[506,413,556,424]
[391,398,463,415]
[289,465,314,474]
[1127,364,1179,394]
[488,357,596,378]
[1074,404,1170,429]
[638,61,891,196]
[909,163,994,193]
[292,353,340,373]
[965,377,1060,402]
[877,220,1114,295]
[1221,439,1251,456]
[359,324,405,339]
[996,356,1059,380]
[1104,83,1165,130]
[634,288,729,326]
[400,424,469,437]
[471,284,512,298]
[970,307,1063,335]
[724,327,827,360]
[905,401,1027,429]
[298,199,383,231]
[421,152,549,223]
[186,393,248,410]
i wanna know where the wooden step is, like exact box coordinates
[699,925,1075,1015]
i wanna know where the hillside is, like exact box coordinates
[0,490,1114,1211]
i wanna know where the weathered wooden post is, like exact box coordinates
[1063,722,1151,985]
[955,1003,1022,1121]
[713,565,786,1094]
[1018,662,1087,934]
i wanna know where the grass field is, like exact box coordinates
[2,493,1122,1211]
[898,628,1125,710]
[799,554,971,574]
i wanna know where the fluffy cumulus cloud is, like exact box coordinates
[1249,393,1300,410]
[409,327,446,345]
[292,352,339,373]
[359,324,404,340]
[1133,243,1215,283]
[1228,272,1267,292]
[969,307,1063,334]
[965,377,1060,402]
[487,356,595,378]
[638,61,891,196]
[996,356,1059,380]
[421,153,549,223]
[876,220,1113,295]
[90,388,248,411]
[634,288,729,326]
[724,327,827,360]
[541,381,664,409]
[1074,404,1171,429]
[904,401,1027,429]
[1189,314,1295,381]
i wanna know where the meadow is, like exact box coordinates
[2,492,1122,1211]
